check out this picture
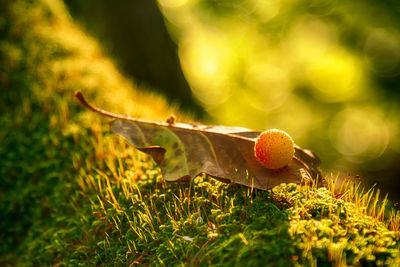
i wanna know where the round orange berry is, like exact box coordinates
[254,129,295,169]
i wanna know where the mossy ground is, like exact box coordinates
[1,0,399,266]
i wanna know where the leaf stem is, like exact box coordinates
[74,91,165,126]
[74,90,255,141]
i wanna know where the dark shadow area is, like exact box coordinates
[65,0,204,117]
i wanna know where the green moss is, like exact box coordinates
[273,183,400,266]
[0,0,399,266]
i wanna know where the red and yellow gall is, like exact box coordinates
[254,129,295,169]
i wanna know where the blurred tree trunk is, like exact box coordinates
[64,0,204,117]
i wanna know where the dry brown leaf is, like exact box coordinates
[75,91,320,189]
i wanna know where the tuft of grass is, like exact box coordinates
[1,0,399,266]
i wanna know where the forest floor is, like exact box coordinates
[1,0,399,266]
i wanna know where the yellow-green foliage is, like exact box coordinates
[0,0,399,266]
[0,0,178,263]
[273,178,400,266]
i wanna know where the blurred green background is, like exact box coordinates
[65,0,400,198]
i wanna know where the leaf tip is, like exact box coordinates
[74,90,86,106]
[73,90,120,120]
